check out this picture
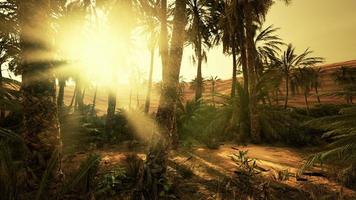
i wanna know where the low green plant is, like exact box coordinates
[231,150,261,177]
[96,167,127,196]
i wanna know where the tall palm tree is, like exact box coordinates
[244,0,271,142]
[186,0,213,101]
[142,0,187,198]
[243,0,291,142]
[215,0,245,98]
[156,0,186,148]
[279,44,323,109]
[105,0,136,132]
[19,0,61,177]
[138,0,160,113]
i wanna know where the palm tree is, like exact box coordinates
[156,0,186,148]
[215,0,288,142]
[19,0,61,177]
[138,0,160,114]
[186,0,213,101]
[215,0,245,98]
[333,66,356,104]
[91,84,98,115]
[278,44,323,109]
[310,67,322,103]
[209,75,220,107]
[144,25,158,113]
[105,0,136,132]
[253,25,284,77]
[290,67,314,114]
[189,77,205,95]
[142,0,187,198]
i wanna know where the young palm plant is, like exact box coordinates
[301,106,356,187]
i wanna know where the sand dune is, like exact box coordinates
[61,60,356,115]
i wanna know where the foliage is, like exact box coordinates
[331,66,356,103]
[36,149,60,200]
[231,150,261,177]
[295,104,351,118]
[0,141,21,200]
[63,154,101,195]
[81,109,133,143]
[259,105,316,146]
[96,167,127,196]
[177,99,236,148]
[301,106,356,175]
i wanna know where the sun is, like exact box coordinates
[57,16,133,86]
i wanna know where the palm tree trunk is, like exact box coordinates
[284,75,289,109]
[0,68,5,123]
[195,35,203,101]
[231,40,237,98]
[237,8,249,95]
[315,86,321,103]
[156,0,186,149]
[267,93,272,106]
[74,81,83,111]
[144,48,155,113]
[57,78,65,111]
[82,87,86,102]
[91,85,97,115]
[106,88,116,134]
[69,83,77,108]
[142,0,186,198]
[195,54,203,101]
[129,89,132,110]
[304,91,310,114]
[212,82,215,107]
[245,2,260,143]
[19,0,61,178]
[136,92,139,108]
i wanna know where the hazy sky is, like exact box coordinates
[3,1,356,83]
[178,0,356,81]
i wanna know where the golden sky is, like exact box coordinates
[178,0,356,81]
[4,0,356,84]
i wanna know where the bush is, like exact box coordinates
[294,104,351,118]
[259,105,320,146]
[177,100,235,149]
[82,109,133,143]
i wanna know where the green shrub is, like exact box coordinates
[177,100,235,148]
[82,109,133,143]
[294,104,351,118]
[259,105,318,146]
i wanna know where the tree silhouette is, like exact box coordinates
[186,0,214,101]
[19,0,61,178]
[277,44,323,109]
